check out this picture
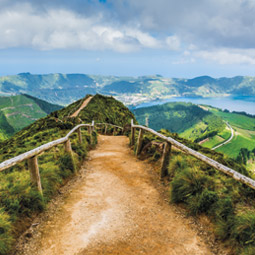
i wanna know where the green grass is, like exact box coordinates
[218,128,232,140]
[201,126,232,149]
[181,121,208,140]
[202,135,225,148]
[210,108,255,130]
[216,132,255,158]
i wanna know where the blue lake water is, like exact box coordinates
[134,96,255,115]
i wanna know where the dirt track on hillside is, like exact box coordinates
[15,135,214,255]
[70,96,93,117]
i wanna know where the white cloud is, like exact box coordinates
[165,35,180,51]
[195,49,255,65]
[0,3,171,52]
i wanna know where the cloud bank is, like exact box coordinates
[1,0,255,65]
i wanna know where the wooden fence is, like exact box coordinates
[1,118,254,198]
[95,123,124,135]
[131,119,255,190]
[0,121,122,196]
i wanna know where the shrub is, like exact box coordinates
[0,209,13,255]
[187,189,218,215]
[171,167,208,203]
[0,172,44,219]
[213,197,234,220]
[167,154,188,178]
[71,142,87,161]
[40,163,63,201]
[214,217,235,241]
[231,212,255,246]
[58,153,76,178]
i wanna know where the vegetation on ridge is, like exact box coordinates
[0,94,135,254]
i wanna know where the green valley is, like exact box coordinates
[132,102,255,166]
[0,94,62,140]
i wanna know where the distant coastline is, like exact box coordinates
[132,96,255,115]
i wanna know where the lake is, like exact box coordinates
[134,96,255,115]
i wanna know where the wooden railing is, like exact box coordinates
[0,122,97,196]
[0,121,125,197]
[131,119,255,190]
[95,123,124,135]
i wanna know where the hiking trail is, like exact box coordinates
[16,135,213,255]
[71,96,93,117]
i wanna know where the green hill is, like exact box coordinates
[0,94,62,139]
[132,102,255,164]
[0,111,14,141]
[132,102,226,140]
[0,94,135,253]
[205,106,255,167]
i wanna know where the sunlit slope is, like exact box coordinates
[0,94,62,140]
[207,107,255,158]
[132,102,255,161]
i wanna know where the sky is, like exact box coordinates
[1,0,255,78]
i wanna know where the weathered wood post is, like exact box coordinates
[28,156,43,196]
[88,125,92,135]
[88,125,92,143]
[77,127,82,144]
[131,119,135,146]
[136,128,144,156]
[64,139,77,173]
[160,142,171,179]
[91,121,95,144]
[65,139,72,153]
[104,124,108,135]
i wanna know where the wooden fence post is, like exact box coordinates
[77,127,82,143]
[131,119,135,146]
[28,156,43,196]
[161,142,171,179]
[92,120,95,132]
[104,124,108,135]
[64,139,77,173]
[65,139,72,153]
[136,128,144,156]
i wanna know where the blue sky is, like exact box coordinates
[1,0,255,78]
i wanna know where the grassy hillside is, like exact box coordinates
[1,73,255,106]
[0,112,14,141]
[0,94,135,254]
[0,94,62,139]
[133,102,226,141]
[132,129,255,254]
[132,102,255,165]
[206,107,255,159]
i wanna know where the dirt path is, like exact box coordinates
[71,96,93,117]
[212,122,234,150]
[16,135,213,255]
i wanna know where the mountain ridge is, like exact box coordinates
[1,73,254,106]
